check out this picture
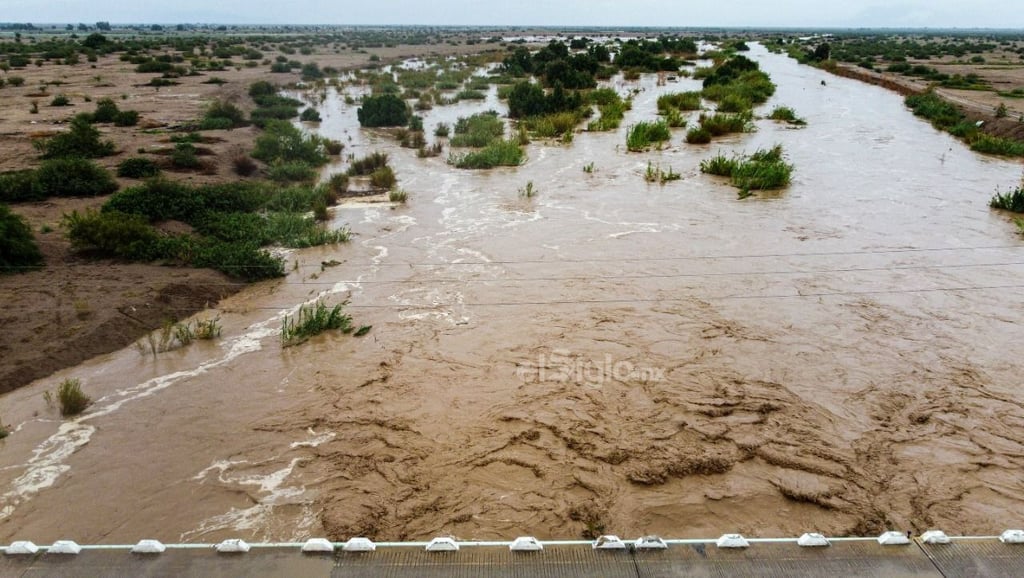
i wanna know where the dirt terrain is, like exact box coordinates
[0,35,505,393]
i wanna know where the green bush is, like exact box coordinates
[113,110,139,126]
[369,166,397,189]
[699,111,753,136]
[268,160,317,182]
[171,142,202,169]
[117,157,160,178]
[357,93,410,127]
[991,185,1024,212]
[91,98,120,123]
[451,111,505,147]
[36,115,115,159]
[657,91,702,113]
[449,139,524,169]
[970,134,1024,157]
[0,170,40,203]
[35,158,118,197]
[0,204,43,273]
[202,99,247,129]
[347,152,389,176]
[252,119,327,165]
[50,94,71,107]
[685,126,712,144]
[57,377,90,416]
[63,209,163,260]
[625,120,671,152]
[300,107,322,122]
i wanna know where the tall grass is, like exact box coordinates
[701,145,793,197]
[57,377,90,417]
[523,111,583,138]
[450,111,505,147]
[657,91,702,113]
[347,151,389,176]
[449,140,524,169]
[698,111,753,136]
[644,162,681,184]
[626,120,671,152]
[768,106,806,125]
[990,185,1024,212]
[281,300,353,346]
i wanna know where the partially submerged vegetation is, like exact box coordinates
[906,91,1024,157]
[700,144,794,198]
[281,300,353,346]
[626,120,671,152]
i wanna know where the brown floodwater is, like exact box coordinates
[2,44,1024,545]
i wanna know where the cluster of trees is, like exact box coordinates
[507,82,583,118]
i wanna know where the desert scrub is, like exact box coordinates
[448,139,524,169]
[281,300,354,346]
[0,204,43,273]
[990,185,1024,212]
[300,107,322,122]
[625,120,671,152]
[346,151,389,176]
[268,161,317,183]
[35,115,115,159]
[117,157,160,179]
[252,119,328,166]
[56,377,90,417]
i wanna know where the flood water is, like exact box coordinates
[2,44,1024,544]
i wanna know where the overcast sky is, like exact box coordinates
[3,0,1023,29]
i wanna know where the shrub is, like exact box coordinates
[347,152,389,176]
[113,110,139,126]
[50,94,71,107]
[0,170,40,203]
[328,173,349,194]
[36,115,115,159]
[233,155,259,176]
[91,98,120,122]
[117,157,160,178]
[990,186,1024,212]
[171,142,202,169]
[0,204,43,273]
[370,166,397,189]
[389,188,408,203]
[449,139,524,169]
[252,119,327,165]
[357,93,409,127]
[35,158,118,197]
[434,122,451,137]
[699,153,738,176]
[57,378,90,416]
[699,111,753,136]
[701,145,792,196]
[451,111,505,147]
[268,161,317,183]
[768,106,806,125]
[657,91,702,112]
[63,209,163,260]
[625,120,671,152]
[202,99,247,129]
[300,107,322,122]
[685,126,712,144]
[281,300,353,346]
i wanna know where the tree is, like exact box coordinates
[82,32,108,50]
[507,81,546,118]
[357,94,409,127]
[35,115,115,159]
[813,43,831,62]
[0,204,43,274]
[95,22,111,31]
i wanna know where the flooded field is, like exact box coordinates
[2,44,1024,544]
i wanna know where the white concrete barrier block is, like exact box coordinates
[301,538,335,553]
[877,531,910,545]
[342,537,376,552]
[509,536,543,551]
[635,536,668,550]
[425,537,459,552]
[131,539,166,554]
[592,535,627,550]
[716,534,749,548]
[1000,529,1024,544]
[797,533,830,547]
[48,540,82,555]
[5,541,38,555]
[921,531,951,544]
[215,539,250,553]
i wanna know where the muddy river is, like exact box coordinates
[2,44,1023,544]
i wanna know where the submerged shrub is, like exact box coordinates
[281,300,354,346]
[448,139,524,169]
[57,378,90,416]
[990,185,1024,212]
[625,120,671,152]
[357,93,410,127]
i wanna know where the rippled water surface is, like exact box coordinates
[2,45,1023,543]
